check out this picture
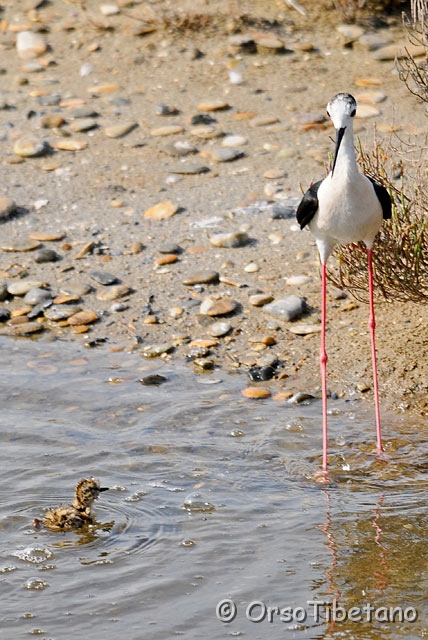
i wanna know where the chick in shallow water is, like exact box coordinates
[38,478,109,532]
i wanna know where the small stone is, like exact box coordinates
[356,104,380,119]
[189,125,223,139]
[130,241,144,254]
[44,305,82,321]
[99,3,120,16]
[69,118,98,133]
[29,232,65,242]
[0,238,41,252]
[244,262,260,273]
[144,200,179,220]
[73,241,95,259]
[183,270,219,286]
[168,164,209,175]
[139,374,168,386]
[250,115,279,127]
[51,139,87,151]
[264,296,307,321]
[193,358,214,370]
[2,321,44,336]
[142,343,174,358]
[0,197,16,219]
[60,281,92,297]
[0,284,7,302]
[208,321,232,337]
[288,323,321,335]
[200,297,237,316]
[372,42,425,61]
[13,136,47,158]
[264,169,287,179]
[96,284,132,301]
[16,31,48,59]
[24,288,52,307]
[41,114,65,129]
[249,293,273,307]
[87,83,120,95]
[355,91,387,105]
[336,24,364,41]
[209,232,249,248]
[156,103,179,116]
[104,122,138,138]
[154,254,178,266]
[0,308,11,322]
[197,99,230,111]
[248,365,275,382]
[91,271,118,285]
[208,148,244,163]
[241,386,271,399]
[358,33,392,51]
[163,140,198,157]
[222,135,248,147]
[68,310,98,325]
[7,280,44,296]
[286,275,312,286]
[34,248,59,263]
[150,125,184,137]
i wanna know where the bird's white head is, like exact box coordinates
[326,92,357,130]
[327,93,357,176]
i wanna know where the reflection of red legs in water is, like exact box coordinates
[371,494,390,592]
[318,490,390,625]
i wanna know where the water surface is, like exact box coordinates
[0,336,427,639]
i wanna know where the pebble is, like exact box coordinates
[16,31,48,60]
[263,296,307,321]
[0,308,11,322]
[0,238,41,252]
[51,139,87,151]
[24,288,52,307]
[336,24,364,42]
[68,310,98,326]
[144,200,179,220]
[208,321,232,337]
[189,125,223,139]
[69,118,98,133]
[156,103,179,116]
[139,374,168,386]
[154,254,178,266]
[44,305,81,321]
[288,323,321,335]
[142,343,174,358]
[96,285,132,301]
[209,231,249,248]
[104,122,138,138]
[244,262,259,273]
[34,248,59,264]
[356,104,380,119]
[150,125,184,137]
[249,293,273,307]
[182,270,219,286]
[163,140,198,157]
[0,284,7,302]
[197,99,229,111]
[111,302,128,312]
[355,90,386,104]
[241,386,271,399]
[99,3,120,16]
[0,197,16,219]
[248,365,276,382]
[372,42,425,61]
[29,232,65,242]
[168,163,209,175]
[193,358,214,370]
[60,281,92,297]
[7,280,44,296]
[222,135,248,147]
[286,275,312,286]
[13,136,47,158]
[358,33,392,51]
[87,83,120,95]
[200,297,237,316]
[250,115,279,127]
[91,271,118,285]
[208,148,244,163]
[1,322,44,336]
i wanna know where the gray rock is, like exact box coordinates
[263,295,307,321]
[183,270,219,286]
[34,248,59,264]
[90,271,119,285]
[0,307,10,322]
[0,284,8,301]
[44,305,82,321]
[208,321,232,337]
[23,288,53,307]
[209,231,249,248]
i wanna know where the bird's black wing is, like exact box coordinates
[367,176,392,220]
[296,180,322,230]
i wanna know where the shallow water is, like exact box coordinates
[0,336,427,640]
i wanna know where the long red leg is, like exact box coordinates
[320,263,328,471]
[367,248,383,453]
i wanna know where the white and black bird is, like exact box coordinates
[296,92,392,472]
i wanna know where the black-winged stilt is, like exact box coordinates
[296,92,392,472]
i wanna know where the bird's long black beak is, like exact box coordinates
[331,126,346,177]
[99,487,109,492]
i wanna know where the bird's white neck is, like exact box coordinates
[331,124,358,180]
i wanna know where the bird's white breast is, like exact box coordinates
[312,171,383,252]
